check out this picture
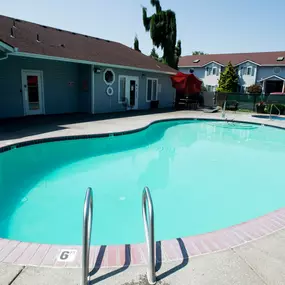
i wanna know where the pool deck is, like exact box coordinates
[1,110,285,284]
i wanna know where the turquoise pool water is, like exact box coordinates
[1,120,285,245]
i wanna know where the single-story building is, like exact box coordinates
[0,15,177,119]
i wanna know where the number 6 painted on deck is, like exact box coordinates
[60,251,70,260]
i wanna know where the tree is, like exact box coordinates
[142,0,181,69]
[192,51,206,55]
[217,62,238,92]
[133,35,141,52]
[247,84,262,94]
[150,47,159,61]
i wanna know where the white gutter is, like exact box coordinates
[0,54,8,61]
[10,52,176,75]
[0,41,15,53]
[179,63,285,68]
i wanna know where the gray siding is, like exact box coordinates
[78,64,91,113]
[0,55,174,119]
[0,56,79,118]
[93,67,175,113]
[257,66,285,81]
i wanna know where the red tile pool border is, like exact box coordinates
[1,117,285,268]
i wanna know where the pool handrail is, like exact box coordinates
[142,186,156,285]
[82,187,93,285]
[270,104,280,119]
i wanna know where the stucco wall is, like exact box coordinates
[237,62,257,88]
[203,63,221,89]
[179,67,205,81]
[0,55,79,118]
[93,67,175,113]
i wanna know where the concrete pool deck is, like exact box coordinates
[1,110,285,284]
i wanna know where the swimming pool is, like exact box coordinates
[1,119,285,246]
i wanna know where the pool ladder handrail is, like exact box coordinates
[142,187,156,285]
[269,103,280,119]
[82,187,93,285]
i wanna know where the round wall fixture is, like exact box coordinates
[106,86,114,96]
[273,67,281,74]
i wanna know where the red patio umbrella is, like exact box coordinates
[171,72,202,95]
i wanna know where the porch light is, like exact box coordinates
[93,67,101,74]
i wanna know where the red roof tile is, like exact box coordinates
[0,15,176,74]
[179,52,285,67]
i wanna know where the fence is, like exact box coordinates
[216,92,264,111]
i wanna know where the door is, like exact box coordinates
[22,70,44,115]
[126,77,139,110]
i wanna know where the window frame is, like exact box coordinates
[246,67,252,76]
[146,78,158,102]
[103,68,115,85]
[118,75,127,103]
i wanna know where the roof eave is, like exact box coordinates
[258,75,285,81]
[0,40,16,53]
[235,60,261,66]
[11,52,176,75]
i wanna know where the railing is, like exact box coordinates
[142,187,156,285]
[270,104,281,119]
[82,187,93,285]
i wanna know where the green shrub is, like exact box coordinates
[264,104,285,115]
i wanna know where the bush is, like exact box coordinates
[247,84,262,94]
[264,104,285,115]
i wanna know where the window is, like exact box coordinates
[212,67,217,75]
[277,57,284,62]
[146,78,158,102]
[206,67,212,76]
[246,67,252,75]
[193,59,200,63]
[206,85,215,92]
[118,76,127,103]
[103,68,115,85]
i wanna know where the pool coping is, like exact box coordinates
[1,115,285,269]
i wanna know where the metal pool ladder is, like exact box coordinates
[82,187,93,285]
[142,186,156,284]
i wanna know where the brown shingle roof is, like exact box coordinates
[0,15,176,74]
[179,52,285,67]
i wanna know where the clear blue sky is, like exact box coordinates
[1,0,285,56]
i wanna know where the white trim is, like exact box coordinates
[91,65,95,114]
[21,69,45,115]
[106,86,114,96]
[202,61,224,67]
[235,60,260,66]
[103,68,115,85]
[118,75,139,109]
[146,78,158,102]
[129,76,139,110]
[11,52,176,75]
[258,75,285,82]
[118,75,127,103]
[246,66,252,76]
[0,41,15,52]
[260,64,285,67]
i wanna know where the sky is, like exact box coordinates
[1,0,285,56]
